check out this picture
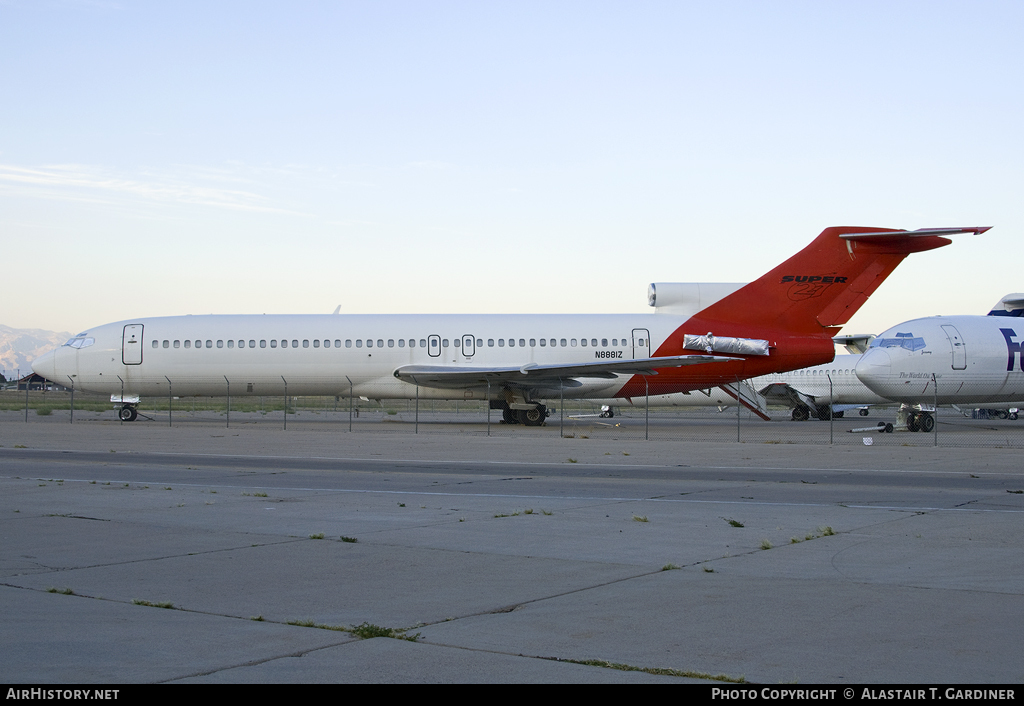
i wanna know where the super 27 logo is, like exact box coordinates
[1000,329,1022,371]
[780,275,848,301]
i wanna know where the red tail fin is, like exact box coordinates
[690,226,988,336]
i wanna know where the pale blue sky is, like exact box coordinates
[3,1,1021,336]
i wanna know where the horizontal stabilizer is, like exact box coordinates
[832,334,875,355]
[839,227,991,240]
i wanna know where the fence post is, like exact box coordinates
[933,373,938,447]
[281,376,287,430]
[736,377,741,442]
[68,376,75,424]
[118,376,124,426]
[165,377,172,427]
[346,376,353,432]
[559,377,564,438]
[645,376,650,441]
[416,384,420,435]
[828,374,834,445]
[225,376,230,428]
[487,379,491,437]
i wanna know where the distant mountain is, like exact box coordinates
[0,325,72,380]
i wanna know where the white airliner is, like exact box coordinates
[854,293,1024,430]
[31,226,987,423]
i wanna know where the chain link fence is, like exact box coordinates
[4,384,1022,448]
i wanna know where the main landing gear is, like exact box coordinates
[118,405,138,422]
[494,401,547,426]
[905,411,935,433]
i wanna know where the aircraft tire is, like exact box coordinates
[816,404,831,421]
[501,406,518,424]
[919,413,935,433]
[119,405,137,422]
[859,408,869,416]
[907,413,920,432]
[518,405,546,426]
[834,410,844,418]
[884,423,894,433]
[792,406,810,422]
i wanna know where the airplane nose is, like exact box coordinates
[855,348,892,393]
[31,349,57,381]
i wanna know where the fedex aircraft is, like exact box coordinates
[31,226,986,424]
[855,293,1024,430]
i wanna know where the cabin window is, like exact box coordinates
[398,339,405,348]
[335,340,341,348]
[271,340,277,348]
[476,339,483,347]
[539,339,546,347]
[498,339,505,347]
[420,339,427,348]
[217,340,223,348]
[237,340,243,348]
[203,340,210,348]
[227,340,234,349]
[303,340,309,348]
[488,339,494,347]
[560,339,566,347]
[152,340,158,348]
[602,339,608,347]
[508,338,515,347]
[529,339,536,347]
[162,340,169,348]
[580,338,587,347]
[346,340,352,348]
[570,339,576,347]
[454,339,461,347]
[356,340,362,348]
[248,340,255,348]
[324,340,331,348]
[521,339,527,347]
[388,339,394,348]
[591,339,598,347]
[313,340,320,348]
[173,340,180,348]
[442,339,449,347]
[407,339,414,348]
[184,340,191,349]
[260,340,266,348]
[292,340,298,348]
[367,339,373,348]
[612,339,618,346]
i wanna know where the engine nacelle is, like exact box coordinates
[647,282,746,317]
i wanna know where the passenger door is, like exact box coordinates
[941,324,967,370]
[122,324,144,365]
[632,328,650,359]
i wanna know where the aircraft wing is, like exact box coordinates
[758,382,817,408]
[394,354,739,389]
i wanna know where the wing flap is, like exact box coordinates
[394,355,739,389]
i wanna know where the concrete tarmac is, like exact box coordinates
[1,421,1022,683]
